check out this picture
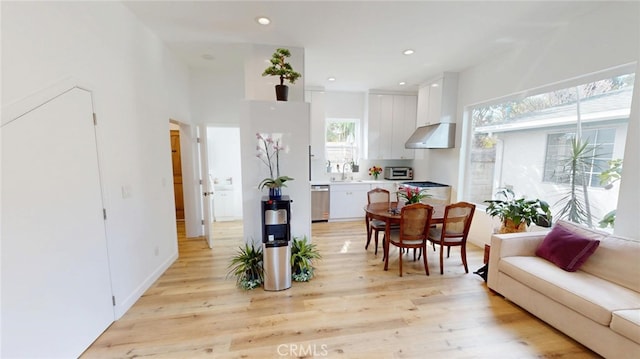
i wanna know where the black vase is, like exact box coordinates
[275,85,289,101]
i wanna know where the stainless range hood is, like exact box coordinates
[405,123,456,149]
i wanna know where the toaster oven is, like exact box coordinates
[384,167,413,180]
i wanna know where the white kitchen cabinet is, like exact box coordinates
[417,72,458,127]
[391,95,417,159]
[367,94,416,160]
[329,183,371,220]
[214,188,237,221]
[307,90,326,161]
[367,94,393,159]
[374,181,401,193]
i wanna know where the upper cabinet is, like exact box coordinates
[416,72,458,127]
[367,93,417,159]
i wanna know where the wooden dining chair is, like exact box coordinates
[427,202,476,274]
[365,188,390,255]
[384,203,433,277]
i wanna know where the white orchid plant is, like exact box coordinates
[256,133,294,189]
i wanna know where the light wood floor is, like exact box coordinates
[82,220,598,358]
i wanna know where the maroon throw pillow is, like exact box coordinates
[535,224,600,272]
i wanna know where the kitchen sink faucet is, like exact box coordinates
[341,162,350,180]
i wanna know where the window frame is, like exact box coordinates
[324,117,361,172]
[461,64,635,206]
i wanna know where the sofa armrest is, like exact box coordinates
[487,231,549,290]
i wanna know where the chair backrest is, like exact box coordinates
[368,187,390,205]
[441,202,476,242]
[399,203,433,243]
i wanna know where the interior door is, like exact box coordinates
[1,87,114,358]
[197,124,214,248]
[170,130,185,220]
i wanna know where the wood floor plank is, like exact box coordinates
[81,220,599,358]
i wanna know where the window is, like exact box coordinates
[465,70,634,228]
[543,128,616,187]
[325,118,360,171]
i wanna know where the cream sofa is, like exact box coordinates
[488,220,640,358]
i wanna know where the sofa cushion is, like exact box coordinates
[499,256,640,326]
[580,234,640,293]
[611,310,640,344]
[535,224,600,272]
[553,220,608,241]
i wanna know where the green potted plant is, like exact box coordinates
[397,186,431,204]
[485,188,552,233]
[290,235,321,282]
[227,243,264,290]
[262,48,301,101]
[256,133,293,199]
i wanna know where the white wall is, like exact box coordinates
[240,101,311,244]
[1,1,192,318]
[434,2,640,245]
[190,66,245,126]
[615,63,640,238]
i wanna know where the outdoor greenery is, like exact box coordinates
[600,158,623,189]
[471,74,635,128]
[227,243,264,290]
[599,210,617,229]
[291,236,321,282]
[597,159,623,228]
[326,121,356,143]
[485,188,552,232]
[553,139,600,228]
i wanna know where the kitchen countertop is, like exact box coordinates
[311,179,404,186]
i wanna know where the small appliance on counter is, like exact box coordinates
[384,167,413,180]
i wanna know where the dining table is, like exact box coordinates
[364,202,445,271]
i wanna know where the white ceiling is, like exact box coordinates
[122,1,604,93]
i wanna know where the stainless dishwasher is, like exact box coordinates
[311,185,330,222]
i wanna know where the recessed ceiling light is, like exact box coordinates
[327,77,336,82]
[399,82,406,86]
[256,17,271,25]
[403,49,414,55]
[431,83,440,87]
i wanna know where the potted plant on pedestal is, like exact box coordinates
[485,188,552,233]
[256,133,293,199]
[262,48,301,101]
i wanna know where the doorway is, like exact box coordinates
[207,126,244,223]
[169,121,201,241]
[170,128,185,220]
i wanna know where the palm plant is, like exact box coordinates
[291,236,321,282]
[227,243,263,290]
[554,139,596,227]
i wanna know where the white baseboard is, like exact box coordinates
[112,250,179,319]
